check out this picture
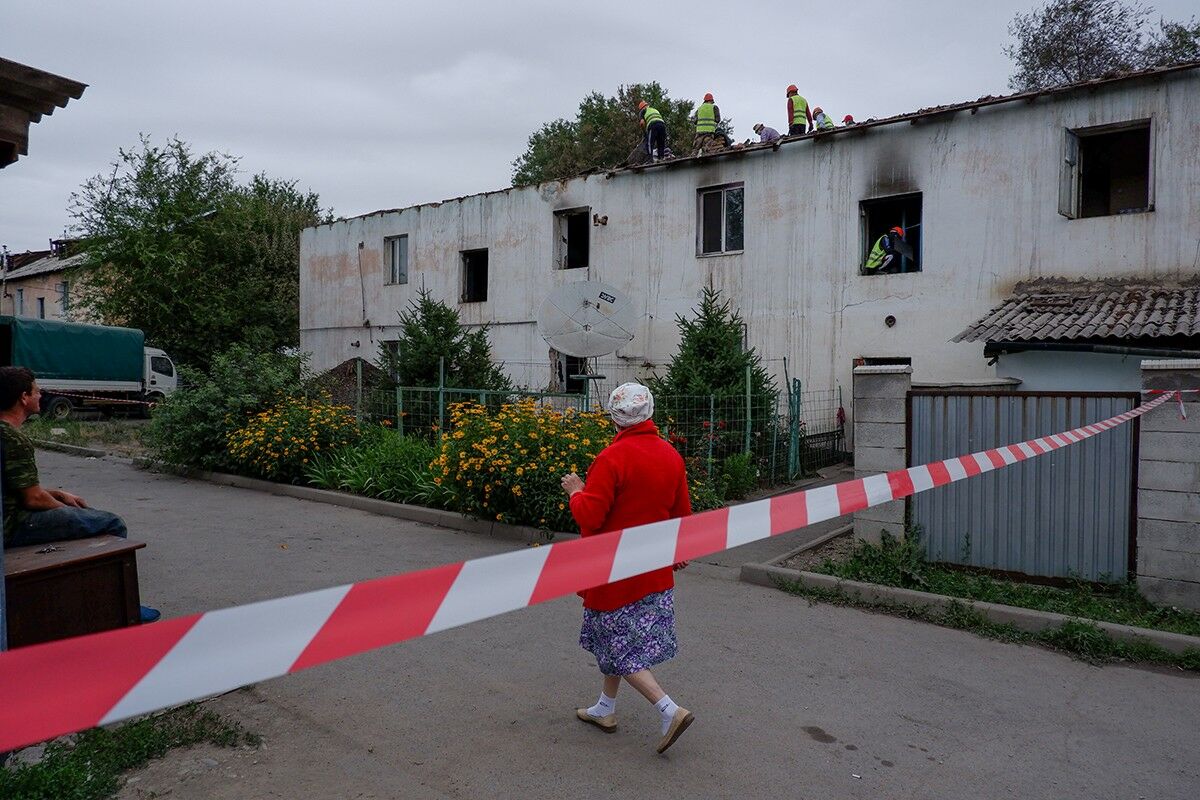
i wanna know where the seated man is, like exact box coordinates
[0,366,159,622]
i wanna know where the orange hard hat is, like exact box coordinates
[786,84,798,95]
[703,92,714,102]
[638,100,648,110]
[890,226,905,237]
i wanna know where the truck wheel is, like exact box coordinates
[44,396,73,420]
[139,392,164,419]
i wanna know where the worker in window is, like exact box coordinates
[753,123,781,143]
[693,92,723,155]
[863,226,906,274]
[786,85,812,135]
[813,106,835,131]
[638,100,668,162]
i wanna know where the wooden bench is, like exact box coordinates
[4,535,145,648]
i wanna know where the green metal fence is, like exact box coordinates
[349,364,845,486]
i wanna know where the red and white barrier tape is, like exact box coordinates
[0,390,1183,752]
[46,390,156,406]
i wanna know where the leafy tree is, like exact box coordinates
[1005,0,1200,90]
[377,289,511,390]
[511,82,734,185]
[70,135,328,368]
[648,287,778,470]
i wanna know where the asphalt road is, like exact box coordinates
[29,452,1200,800]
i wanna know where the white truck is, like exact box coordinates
[0,316,178,419]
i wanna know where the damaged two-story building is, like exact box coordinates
[300,62,1200,413]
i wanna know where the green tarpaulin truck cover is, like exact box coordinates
[0,316,144,383]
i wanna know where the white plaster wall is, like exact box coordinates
[300,71,1200,410]
[995,351,1145,391]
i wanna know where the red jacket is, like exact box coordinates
[569,420,692,611]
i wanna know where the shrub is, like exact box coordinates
[304,427,436,503]
[226,397,359,483]
[719,451,759,501]
[145,345,304,470]
[436,400,612,530]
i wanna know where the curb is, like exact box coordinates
[31,439,109,458]
[739,561,1200,656]
[164,467,575,546]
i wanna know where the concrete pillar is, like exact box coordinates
[1138,360,1200,610]
[852,365,912,543]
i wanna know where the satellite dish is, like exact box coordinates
[537,280,636,357]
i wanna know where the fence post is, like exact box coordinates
[396,386,404,436]
[707,394,715,477]
[744,364,752,455]
[438,357,446,440]
[355,358,363,424]
[789,378,801,478]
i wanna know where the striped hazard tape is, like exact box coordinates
[0,390,1183,752]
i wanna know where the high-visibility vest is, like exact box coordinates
[789,94,808,127]
[696,101,716,133]
[816,112,834,130]
[864,235,888,270]
[643,106,663,126]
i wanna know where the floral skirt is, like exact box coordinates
[579,590,678,676]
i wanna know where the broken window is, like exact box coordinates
[1059,121,1151,219]
[860,192,922,275]
[698,184,744,255]
[555,208,590,270]
[385,234,408,284]
[461,249,488,303]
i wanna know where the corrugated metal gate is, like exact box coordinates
[908,392,1139,582]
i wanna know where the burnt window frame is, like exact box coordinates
[859,192,923,276]
[696,183,745,256]
[460,248,489,303]
[385,234,409,285]
[1059,118,1154,220]
[554,206,591,270]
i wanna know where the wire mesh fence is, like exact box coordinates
[349,370,845,487]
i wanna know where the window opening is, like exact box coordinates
[57,280,69,312]
[150,355,175,377]
[854,356,912,367]
[555,208,590,270]
[1060,121,1151,219]
[461,249,488,303]
[36,297,45,319]
[698,184,744,255]
[15,288,23,316]
[385,235,408,284]
[860,193,922,275]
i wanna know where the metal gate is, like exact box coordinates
[908,392,1139,582]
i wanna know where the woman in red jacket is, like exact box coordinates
[560,382,695,754]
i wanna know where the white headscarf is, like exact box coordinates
[607,382,654,428]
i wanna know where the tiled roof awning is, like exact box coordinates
[0,58,87,168]
[955,282,1200,343]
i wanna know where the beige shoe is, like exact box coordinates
[656,707,695,753]
[575,707,617,733]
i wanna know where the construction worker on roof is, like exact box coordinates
[863,226,906,274]
[813,106,835,131]
[639,100,668,162]
[693,92,723,154]
[786,85,812,135]
[753,123,781,143]
[842,114,856,126]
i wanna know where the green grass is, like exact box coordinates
[810,533,1200,638]
[780,580,1200,671]
[23,418,148,455]
[0,704,260,800]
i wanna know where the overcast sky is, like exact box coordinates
[3,0,1195,253]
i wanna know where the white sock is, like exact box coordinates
[587,691,616,718]
[655,695,679,735]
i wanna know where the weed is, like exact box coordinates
[813,533,1200,637]
[0,704,258,800]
